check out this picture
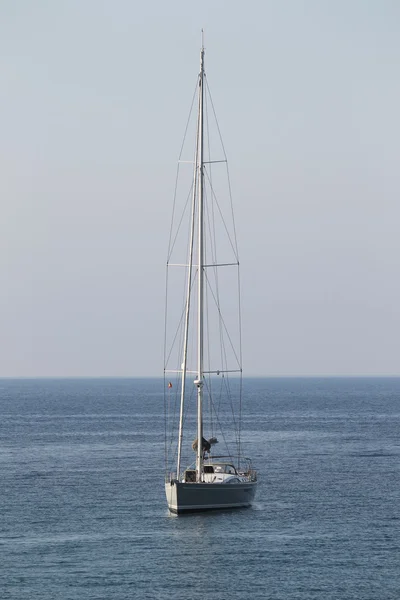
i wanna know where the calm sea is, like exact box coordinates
[1,377,399,599]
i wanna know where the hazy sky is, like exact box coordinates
[1,1,400,376]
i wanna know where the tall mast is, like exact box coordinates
[195,38,205,482]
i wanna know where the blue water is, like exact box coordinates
[1,377,399,599]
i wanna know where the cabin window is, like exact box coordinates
[184,470,196,482]
[225,465,236,474]
[204,465,214,473]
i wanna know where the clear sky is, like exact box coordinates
[1,1,399,377]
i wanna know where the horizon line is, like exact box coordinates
[1,374,400,380]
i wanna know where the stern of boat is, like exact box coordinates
[165,477,257,514]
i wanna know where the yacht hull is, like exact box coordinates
[165,480,257,514]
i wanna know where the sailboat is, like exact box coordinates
[164,38,257,514]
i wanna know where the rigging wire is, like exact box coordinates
[203,269,241,368]
[203,377,232,460]
[205,77,240,259]
[167,80,199,260]
[203,167,239,261]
